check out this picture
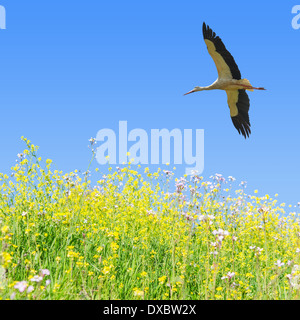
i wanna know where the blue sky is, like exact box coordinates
[0,1,299,206]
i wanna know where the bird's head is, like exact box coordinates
[184,86,205,95]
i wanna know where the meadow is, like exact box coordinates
[0,137,300,300]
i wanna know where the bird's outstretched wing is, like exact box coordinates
[202,22,241,80]
[226,89,251,139]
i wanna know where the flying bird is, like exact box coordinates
[184,22,265,139]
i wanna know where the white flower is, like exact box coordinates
[14,281,28,293]
[212,229,229,237]
[40,269,50,277]
[222,272,235,281]
[256,247,263,255]
[30,275,43,282]
[275,260,284,268]
[46,279,51,286]
[288,265,300,289]
[249,246,256,250]
[89,137,96,146]
[27,285,34,293]
[227,272,235,279]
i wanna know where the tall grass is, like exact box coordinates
[0,137,300,300]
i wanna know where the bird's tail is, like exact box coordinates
[240,79,254,92]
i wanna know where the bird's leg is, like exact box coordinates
[240,84,266,91]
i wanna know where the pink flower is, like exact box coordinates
[27,285,34,293]
[40,269,50,277]
[30,275,43,282]
[14,281,28,293]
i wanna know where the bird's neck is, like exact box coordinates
[197,86,212,91]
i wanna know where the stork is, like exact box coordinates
[185,22,265,139]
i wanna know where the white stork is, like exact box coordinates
[185,22,265,139]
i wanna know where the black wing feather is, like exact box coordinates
[202,22,241,80]
[231,90,251,139]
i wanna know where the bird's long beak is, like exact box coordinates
[184,89,196,96]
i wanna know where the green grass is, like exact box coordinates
[0,137,300,300]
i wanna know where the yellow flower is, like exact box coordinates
[102,266,111,275]
[133,288,144,297]
[158,276,167,284]
[1,226,9,234]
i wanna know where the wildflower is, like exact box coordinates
[287,265,300,289]
[146,209,156,216]
[89,137,96,146]
[14,281,28,293]
[212,229,229,237]
[1,226,9,234]
[255,247,263,256]
[27,286,34,293]
[221,272,235,280]
[287,260,293,266]
[175,177,186,193]
[163,170,173,177]
[158,276,167,285]
[40,269,50,277]
[30,275,43,282]
[46,279,51,286]
[133,288,144,297]
[55,256,61,263]
[275,260,284,268]
[102,266,111,275]
[259,206,269,214]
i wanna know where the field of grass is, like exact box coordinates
[0,137,300,300]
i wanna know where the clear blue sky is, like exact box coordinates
[0,1,299,206]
